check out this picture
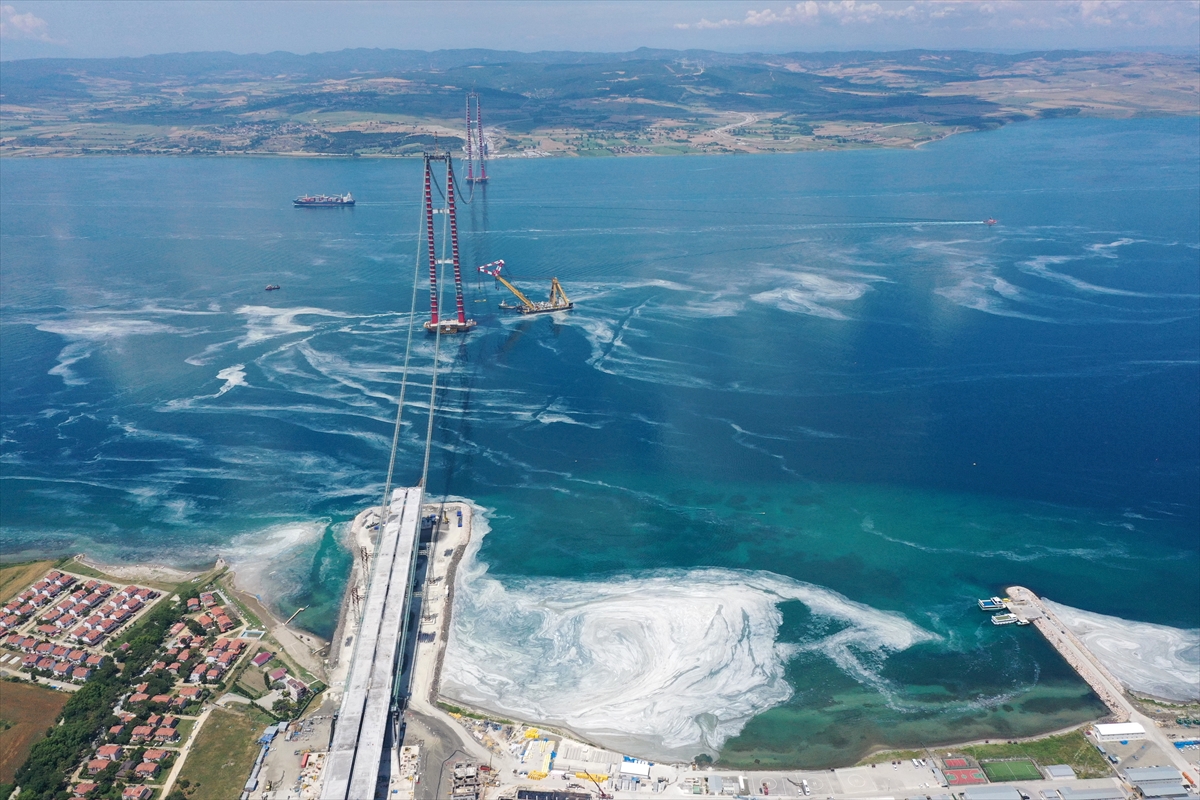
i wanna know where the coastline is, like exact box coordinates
[410,511,1193,774]
[63,550,333,683]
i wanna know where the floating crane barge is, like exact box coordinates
[477,260,574,314]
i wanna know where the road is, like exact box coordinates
[159,703,215,797]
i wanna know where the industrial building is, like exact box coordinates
[1123,767,1187,800]
[1095,723,1148,742]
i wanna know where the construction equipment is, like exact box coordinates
[477,260,573,315]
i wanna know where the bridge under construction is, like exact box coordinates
[319,487,424,800]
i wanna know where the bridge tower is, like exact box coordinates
[465,92,488,185]
[421,153,476,334]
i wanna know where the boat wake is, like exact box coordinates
[442,506,937,761]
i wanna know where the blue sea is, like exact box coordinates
[2,118,1197,766]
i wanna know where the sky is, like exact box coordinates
[1,0,1198,61]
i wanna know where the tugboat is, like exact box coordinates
[294,193,354,207]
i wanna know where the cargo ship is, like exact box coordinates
[294,193,354,207]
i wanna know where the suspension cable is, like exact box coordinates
[376,195,427,529]
[420,165,449,488]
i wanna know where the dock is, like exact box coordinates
[1004,586,1130,719]
[1004,586,1199,786]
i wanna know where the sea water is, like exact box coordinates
[1,118,1197,766]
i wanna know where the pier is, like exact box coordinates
[1005,586,1198,785]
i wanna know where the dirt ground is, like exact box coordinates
[0,681,70,783]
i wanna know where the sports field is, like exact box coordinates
[944,768,988,785]
[982,760,1042,782]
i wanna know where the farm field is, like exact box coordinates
[0,681,69,784]
[982,760,1043,782]
[0,561,54,604]
[175,707,265,800]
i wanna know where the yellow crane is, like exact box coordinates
[477,260,573,314]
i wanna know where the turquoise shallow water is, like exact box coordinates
[1,118,1197,765]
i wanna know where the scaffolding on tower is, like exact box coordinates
[465,92,488,185]
[421,152,476,334]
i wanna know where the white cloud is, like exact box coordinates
[0,4,60,42]
[674,0,1199,32]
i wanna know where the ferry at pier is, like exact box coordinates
[978,597,1006,611]
[294,193,354,207]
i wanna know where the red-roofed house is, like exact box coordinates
[153,726,179,743]
[130,725,154,742]
[251,651,273,667]
[143,748,169,762]
[85,759,110,775]
[134,761,160,779]
[122,787,152,800]
[72,667,91,681]
[150,693,171,704]
[96,744,122,760]
[128,692,150,704]
[72,782,97,797]
[267,666,287,683]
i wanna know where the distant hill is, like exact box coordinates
[2,47,1195,157]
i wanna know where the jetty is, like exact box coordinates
[1004,586,1198,785]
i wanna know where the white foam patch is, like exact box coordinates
[214,365,247,397]
[36,317,183,384]
[935,259,1056,322]
[48,342,93,386]
[1020,256,1155,297]
[1087,238,1140,256]
[443,508,937,760]
[750,271,881,320]
[36,318,180,340]
[1044,600,1200,702]
[224,520,328,608]
[234,305,351,347]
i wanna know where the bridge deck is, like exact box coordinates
[321,486,424,800]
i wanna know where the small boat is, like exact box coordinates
[985,218,998,225]
[265,285,281,291]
